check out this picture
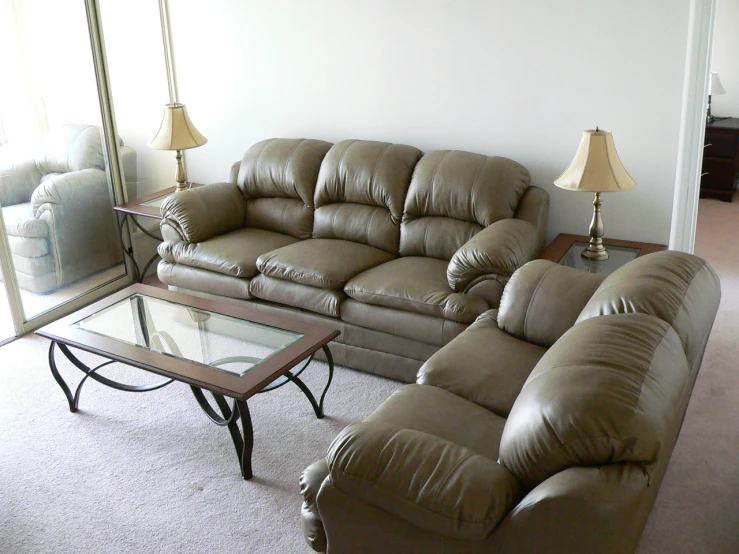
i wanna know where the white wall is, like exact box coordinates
[99,0,173,199]
[167,0,692,244]
[711,0,739,117]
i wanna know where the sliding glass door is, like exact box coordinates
[0,0,134,338]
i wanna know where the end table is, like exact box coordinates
[541,233,667,276]
[114,184,201,282]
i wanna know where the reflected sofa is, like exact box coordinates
[156,138,549,380]
[299,251,721,553]
[0,124,136,293]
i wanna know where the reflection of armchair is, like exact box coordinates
[0,124,136,293]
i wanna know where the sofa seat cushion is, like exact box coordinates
[340,299,467,346]
[418,311,547,418]
[256,238,395,290]
[2,203,49,238]
[250,274,345,318]
[344,257,489,324]
[367,384,507,461]
[158,228,298,279]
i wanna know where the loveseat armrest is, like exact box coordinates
[159,182,246,244]
[0,158,42,207]
[327,421,524,541]
[447,219,539,292]
[31,168,121,286]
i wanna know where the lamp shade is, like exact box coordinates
[148,103,207,151]
[554,129,636,193]
[709,72,726,96]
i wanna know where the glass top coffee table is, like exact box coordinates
[36,284,340,480]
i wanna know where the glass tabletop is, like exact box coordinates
[140,194,173,209]
[560,242,639,276]
[72,294,303,376]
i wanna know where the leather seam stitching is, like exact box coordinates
[333,468,501,525]
[521,265,556,338]
[283,139,303,201]
[468,157,487,226]
[345,288,477,317]
[368,144,392,209]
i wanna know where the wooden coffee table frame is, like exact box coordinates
[37,284,340,480]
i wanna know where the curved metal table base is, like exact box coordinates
[49,341,175,413]
[117,212,162,283]
[49,341,335,480]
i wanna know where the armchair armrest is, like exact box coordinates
[447,218,539,292]
[31,168,121,286]
[159,182,246,244]
[327,421,524,541]
[0,158,42,207]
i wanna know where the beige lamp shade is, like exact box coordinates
[709,72,726,96]
[554,129,636,193]
[148,103,207,151]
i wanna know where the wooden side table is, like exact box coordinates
[702,117,739,202]
[114,184,202,282]
[541,234,667,276]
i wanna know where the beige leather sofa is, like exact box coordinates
[298,251,721,553]
[157,138,549,380]
[0,124,135,293]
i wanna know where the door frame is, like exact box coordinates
[669,0,718,253]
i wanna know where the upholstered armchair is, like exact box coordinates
[0,124,136,293]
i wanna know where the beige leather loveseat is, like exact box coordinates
[157,138,549,380]
[300,251,721,553]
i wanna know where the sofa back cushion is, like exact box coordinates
[577,251,721,370]
[497,260,605,348]
[235,138,333,239]
[36,124,106,174]
[499,313,690,490]
[400,150,531,260]
[312,140,422,254]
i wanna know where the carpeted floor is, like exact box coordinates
[0,195,738,553]
[0,340,400,553]
[636,194,739,554]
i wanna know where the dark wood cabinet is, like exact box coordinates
[702,118,739,202]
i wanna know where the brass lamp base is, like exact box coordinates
[174,149,190,192]
[582,192,609,261]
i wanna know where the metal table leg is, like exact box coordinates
[48,341,175,413]
[117,212,163,283]
[190,387,254,480]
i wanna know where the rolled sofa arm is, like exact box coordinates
[31,168,121,286]
[159,182,247,244]
[447,218,539,292]
[326,421,524,541]
[0,158,42,207]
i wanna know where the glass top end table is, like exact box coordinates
[541,233,668,276]
[559,242,639,276]
[37,284,340,480]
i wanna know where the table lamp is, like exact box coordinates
[707,71,726,123]
[148,103,207,192]
[554,128,637,261]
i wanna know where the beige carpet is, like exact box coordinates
[0,196,738,553]
[636,194,739,554]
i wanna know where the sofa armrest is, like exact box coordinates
[327,421,524,541]
[447,219,539,292]
[300,459,330,552]
[0,158,42,207]
[497,260,605,348]
[514,185,550,255]
[159,182,247,244]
